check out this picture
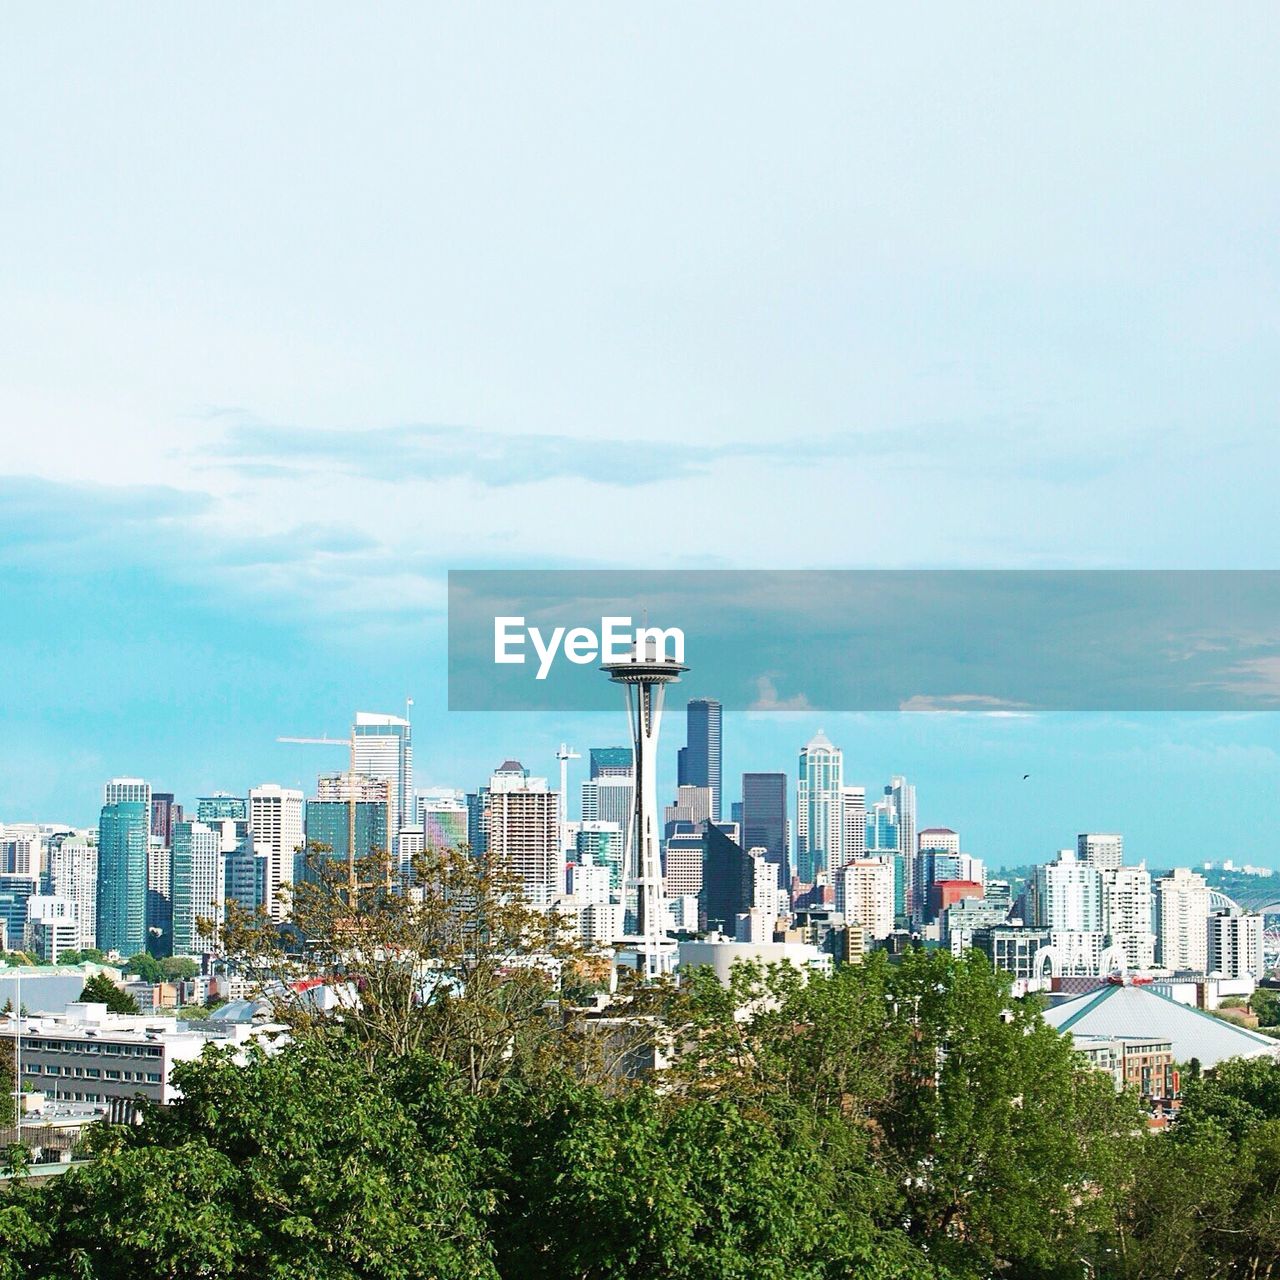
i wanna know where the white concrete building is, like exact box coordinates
[1078,832,1124,872]
[486,764,560,907]
[249,784,304,922]
[47,836,98,951]
[0,1001,286,1107]
[1154,868,1210,972]
[25,895,79,962]
[838,858,894,940]
[1033,849,1103,932]
[1208,909,1265,981]
[1102,865,1156,970]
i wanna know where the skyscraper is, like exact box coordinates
[679,698,722,822]
[1208,909,1265,980]
[839,859,895,940]
[47,835,98,951]
[700,822,753,935]
[797,731,843,886]
[741,772,788,886]
[249,784,304,922]
[589,747,634,778]
[303,773,392,884]
[150,792,183,846]
[485,762,560,907]
[1154,868,1210,971]
[1102,865,1155,970]
[840,787,867,865]
[664,785,713,829]
[196,794,248,823]
[98,777,151,958]
[353,711,413,835]
[886,777,916,916]
[147,837,173,955]
[172,819,225,955]
[1032,849,1104,933]
[1078,833,1124,872]
[577,821,624,890]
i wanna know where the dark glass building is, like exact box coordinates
[589,747,633,778]
[700,821,753,935]
[679,699,722,822]
[741,772,787,886]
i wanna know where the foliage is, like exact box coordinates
[123,952,165,983]
[15,852,1280,1279]
[79,972,140,1014]
[0,1038,496,1280]
[217,843,643,1092]
[161,956,200,981]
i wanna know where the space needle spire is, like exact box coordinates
[601,633,688,979]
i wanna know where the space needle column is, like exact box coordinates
[601,636,687,979]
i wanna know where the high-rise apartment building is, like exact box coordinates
[1208,909,1265,980]
[841,786,867,865]
[678,699,722,822]
[1,825,40,878]
[486,763,560,907]
[25,895,79,962]
[1154,868,1210,971]
[1102,865,1155,970]
[1079,833,1124,872]
[797,731,843,885]
[98,779,151,958]
[1032,849,1104,933]
[839,859,895,940]
[249,784,304,922]
[353,711,413,836]
[47,835,98,951]
[741,772,787,886]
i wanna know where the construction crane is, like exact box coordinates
[555,743,581,855]
[277,733,359,906]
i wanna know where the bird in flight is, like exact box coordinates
[1022,774,1031,780]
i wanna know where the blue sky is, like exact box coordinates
[1,6,1278,866]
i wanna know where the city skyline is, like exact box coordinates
[8,703,1280,880]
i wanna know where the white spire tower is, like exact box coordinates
[601,637,688,979]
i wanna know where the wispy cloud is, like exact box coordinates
[201,417,1201,491]
[899,694,1034,718]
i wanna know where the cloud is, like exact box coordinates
[899,693,1034,718]
[203,417,1191,492]
[749,675,811,711]
[1203,657,1280,704]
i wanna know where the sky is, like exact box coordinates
[0,5,1277,867]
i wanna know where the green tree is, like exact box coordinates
[0,1038,496,1280]
[122,952,164,983]
[79,973,140,1014]
[220,843,598,1092]
[160,956,199,982]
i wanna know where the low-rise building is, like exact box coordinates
[0,1000,286,1107]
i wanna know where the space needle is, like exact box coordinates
[601,634,688,979]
